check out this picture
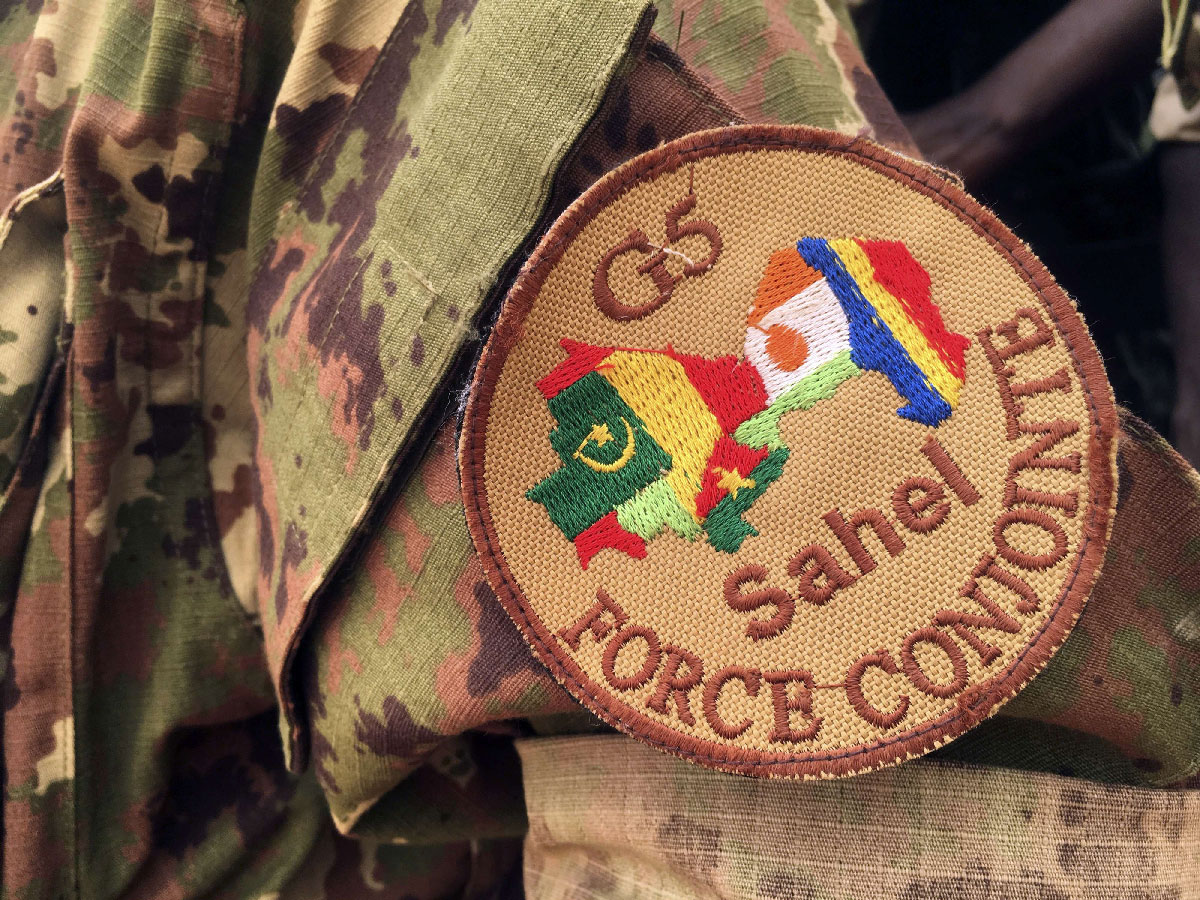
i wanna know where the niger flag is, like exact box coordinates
[743,245,857,404]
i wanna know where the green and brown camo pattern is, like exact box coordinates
[241,0,657,772]
[0,174,65,494]
[0,0,1198,897]
[657,0,919,154]
[519,735,1200,900]
[0,0,541,895]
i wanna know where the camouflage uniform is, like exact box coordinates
[0,1,1197,898]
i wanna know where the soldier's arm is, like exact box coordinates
[903,0,1161,186]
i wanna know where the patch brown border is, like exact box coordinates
[459,125,1118,779]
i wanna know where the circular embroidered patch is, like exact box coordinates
[460,126,1118,778]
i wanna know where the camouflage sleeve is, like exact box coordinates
[292,0,1200,859]
[3,0,1200,895]
[0,0,652,895]
[518,734,1200,899]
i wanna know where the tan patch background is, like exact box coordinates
[480,147,1103,766]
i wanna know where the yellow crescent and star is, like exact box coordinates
[574,419,637,473]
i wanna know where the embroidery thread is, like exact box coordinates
[593,189,723,321]
[528,238,971,568]
[460,124,1118,782]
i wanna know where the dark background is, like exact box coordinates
[864,0,1174,434]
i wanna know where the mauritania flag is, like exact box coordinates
[741,238,970,440]
[525,367,671,543]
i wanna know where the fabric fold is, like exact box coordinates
[519,733,1200,900]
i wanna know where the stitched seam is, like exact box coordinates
[241,0,420,307]
[465,128,1115,770]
